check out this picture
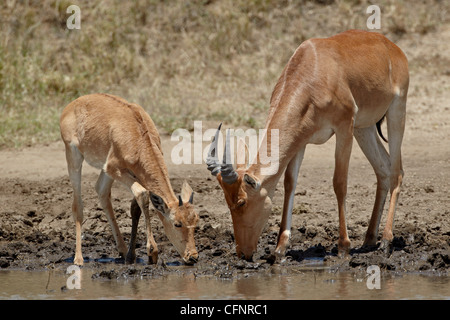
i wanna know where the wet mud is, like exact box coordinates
[1,165,448,279]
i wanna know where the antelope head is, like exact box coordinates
[206,124,272,261]
[150,181,199,265]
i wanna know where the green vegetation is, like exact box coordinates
[0,0,447,148]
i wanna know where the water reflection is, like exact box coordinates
[0,268,448,300]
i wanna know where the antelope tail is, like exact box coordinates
[376,115,388,143]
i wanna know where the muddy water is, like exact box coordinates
[0,265,448,300]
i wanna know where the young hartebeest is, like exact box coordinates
[60,93,199,265]
[206,30,409,261]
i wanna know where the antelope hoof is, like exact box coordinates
[74,255,84,266]
[363,234,377,248]
[184,255,198,266]
[361,237,378,253]
[272,230,290,263]
[275,248,286,261]
[148,251,158,265]
[379,239,393,256]
[126,251,136,264]
[337,240,351,258]
[266,247,287,265]
[337,250,350,259]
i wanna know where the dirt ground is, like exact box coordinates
[1,27,449,279]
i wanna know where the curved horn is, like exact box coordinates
[220,129,238,184]
[206,123,222,176]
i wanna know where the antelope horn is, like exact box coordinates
[220,129,238,185]
[206,123,222,176]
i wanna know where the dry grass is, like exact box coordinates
[0,0,448,148]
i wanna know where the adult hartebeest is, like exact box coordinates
[207,30,409,261]
[60,93,199,265]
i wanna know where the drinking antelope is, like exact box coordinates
[60,93,199,265]
[207,30,409,261]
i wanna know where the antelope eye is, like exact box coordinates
[174,221,182,228]
[236,199,246,208]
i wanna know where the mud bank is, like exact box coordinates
[1,166,448,277]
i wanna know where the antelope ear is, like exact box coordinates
[150,192,169,216]
[181,180,194,204]
[243,173,260,190]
